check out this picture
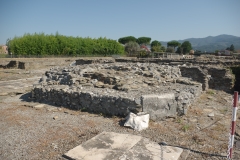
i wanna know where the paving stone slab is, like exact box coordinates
[64,132,183,160]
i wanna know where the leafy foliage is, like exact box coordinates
[151,40,162,52]
[118,36,137,44]
[160,46,166,52]
[181,41,192,54]
[8,33,124,56]
[124,41,140,56]
[226,44,235,52]
[136,37,151,45]
[166,47,175,53]
[151,40,161,47]
[167,40,181,51]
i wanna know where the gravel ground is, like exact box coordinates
[0,68,240,160]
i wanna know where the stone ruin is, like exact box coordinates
[31,62,203,121]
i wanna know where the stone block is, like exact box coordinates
[141,93,176,120]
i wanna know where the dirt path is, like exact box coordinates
[0,69,240,160]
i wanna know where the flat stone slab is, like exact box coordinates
[64,132,183,160]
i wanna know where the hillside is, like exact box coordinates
[160,34,240,52]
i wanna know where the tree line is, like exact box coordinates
[118,36,192,55]
[7,33,124,56]
[6,33,193,56]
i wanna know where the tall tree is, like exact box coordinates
[6,38,11,54]
[151,40,161,47]
[118,36,137,44]
[166,47,175,53]
[137,37,151,45]
[160,46,166,52]
[150,40,161,52]
[229,44,235,52]
[176,46,183,54]
[167,40,181,51]
[124,41,140,56]
[181,41,192,54]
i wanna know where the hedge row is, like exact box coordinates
[8,33,124,56]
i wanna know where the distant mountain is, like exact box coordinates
[160,34,240,52]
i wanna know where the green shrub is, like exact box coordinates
[8,33,124,56]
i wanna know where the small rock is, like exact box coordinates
[33,104,45,109]
[0,92,8,96]
[51,143,58,149]
[203,109,213,113]
[189,118,197,123]
[207,96,213,99]
[159,141,168,146]
[208,112,214,117]
[236,141,240,149]
[53,116,58,120]
[179,132,185,136]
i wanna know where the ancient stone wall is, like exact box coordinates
[205,67,234,92]
[179,66,208,91]
[31,63,202,120]
[32,85,142,116]
[179,66,234,92]
[0,60,18,69]
[76,58,115,65]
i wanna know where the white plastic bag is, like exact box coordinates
[124,112,149,131]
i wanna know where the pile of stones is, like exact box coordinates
[31,62,202,120]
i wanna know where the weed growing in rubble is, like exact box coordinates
[206,90,215,95]
[176,118,182,124]
[182,124,190,132]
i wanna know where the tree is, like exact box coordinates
[150,40,161,52]
[118,36,137,44]
[176,46,183,54]
[160,46,166,52]
[167,40,181,51]
[137,37,151,45]
[151,46,161,52]
[6,38,11,54]
[166,47,175,53]
[181,41,192,54]
[124,41,140,56]
[230,44,235,52]
[151,40,161,47]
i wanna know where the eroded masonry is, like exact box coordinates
[31,58,236,120]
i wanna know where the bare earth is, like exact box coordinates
[0,67,240,160]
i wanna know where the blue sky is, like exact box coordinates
[0,0,240,44]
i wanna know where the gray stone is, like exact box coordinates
[0,92,8,96]
[64,132,183,160]
[53,116,58,120]
[141,93,176,120]
[208,112,214,117]
[33,104,45,109]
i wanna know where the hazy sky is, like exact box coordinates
[0,0,240,44]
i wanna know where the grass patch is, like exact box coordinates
[175,118,182,124]
[206,90,215,95]
[182,124,190,132]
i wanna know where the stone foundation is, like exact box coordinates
[31,63,202,120]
